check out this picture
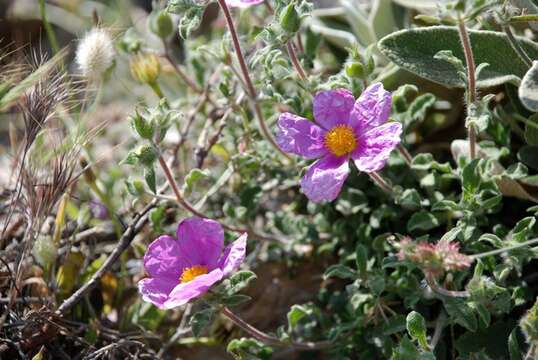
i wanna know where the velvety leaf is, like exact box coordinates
[443,297,477,332]
[407,210,440,232]
[190,308,214,337]
[324,264,358,280]
[519,61,538,112]
[378,26,538,88]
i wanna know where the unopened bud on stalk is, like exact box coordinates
[75,28,115,79]
[149,10,174,39]
[130,53,161,85]
[280,3,301,34]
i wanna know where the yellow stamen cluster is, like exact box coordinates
[180,265,208,283]
[324,124,357,157]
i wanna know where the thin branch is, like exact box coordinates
[425,273,469,298]
[286,41,307,81]
[156,151,285,243]
[216,0,290,159]
[56,199,157,315]
[368,172,393,195]
[221,307,332,351]
[162,41,203,94]
[397,144,413,167]
[471,237,538,259]
[510,14,538,23]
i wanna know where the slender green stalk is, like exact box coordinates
[39,0,60,54]
[149,81,164,99]
[510,15,538,23]
[471,237,538,259]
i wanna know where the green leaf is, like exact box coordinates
[398,188,422,210]
[406,311,429,351]
[189,308,214,337]
[287,304,311,330]
[227,338,273,360]
[519,61,538,112]
[184,168,210,193]
[220,294,252,307]
[144,167,156,194]
[518,145,538,171]
[508,329,523,360]
[323,264,358,280]
[355,244,368,277]
[407,210,439,232]
[443,297,477,332]
[525,114,538,146]
[227,270,257,295]
[407,93,435,123]
[378,26,538,88]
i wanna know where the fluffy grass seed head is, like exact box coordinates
[75,28,115,79]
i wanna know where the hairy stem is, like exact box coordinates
[156,151,283,243]
[368,172,393,195]
[502,23,533,68]
[510,15,538,23]
[221,307,332,350]
[457,15,477,161]
[286,41,307,81]
[216,0,289,159]
[397,144,413,166]
[425,273,470,298]
[162,41,203,94]
[472,237,538,259]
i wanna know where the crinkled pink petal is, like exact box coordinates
[138,277,177,309]
[300,155,350,202]
[352,122,402,173]
[218,233,247,277]
[144,235,189,280]
[226,0,264,7]
[313,89,355,130]
[276,112,328,159]
[350,83,392,133]
[176,217,224,270]
[163,268,224,309]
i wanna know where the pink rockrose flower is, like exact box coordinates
[226,0,264,7]
[138,217,247,309]
[276,83,402,202]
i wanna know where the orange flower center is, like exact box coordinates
[180,265,208,283]
[324,124,357,157]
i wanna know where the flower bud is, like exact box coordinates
[130,53,161,85]
[131,110,155,140]
[137,144,158,167]
[280,4,301,34]
[76,28,115,79]
[149,10,174,39]
[345,62,365,79]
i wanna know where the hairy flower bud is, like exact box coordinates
[149,10,174,39]
[76,28,115,79]
[130,53,161,85]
